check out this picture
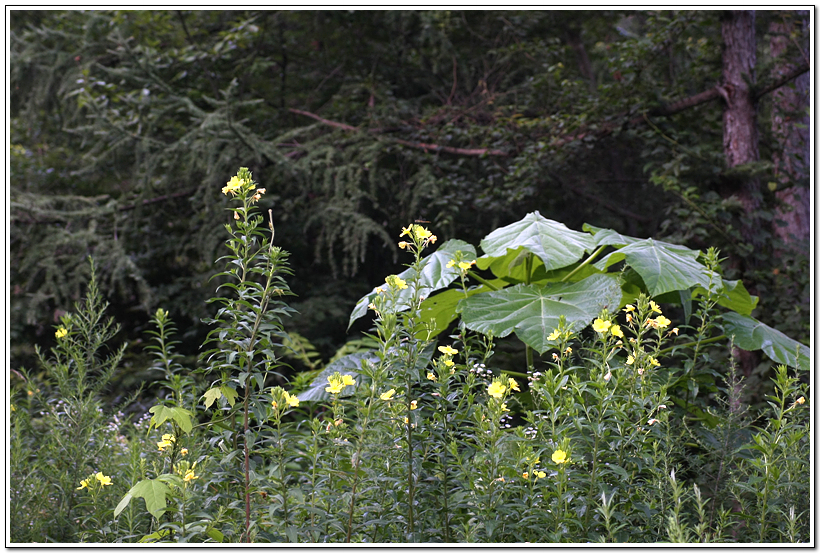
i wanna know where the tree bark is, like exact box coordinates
[769,11,811,247]
[721,10,761,378]
[721,10,762,247]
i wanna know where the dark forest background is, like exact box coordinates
[9,9,811,410]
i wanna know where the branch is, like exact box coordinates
[118,189,197,212]
[288,108,507,156]
[288,108,357,132]
[753,61,810,100]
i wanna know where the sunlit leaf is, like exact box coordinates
[721,312,810,372]
[459,274,622,353]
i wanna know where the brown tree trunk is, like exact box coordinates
[769,11,811,247]
[721,10,762,245]
[721,10,761,378]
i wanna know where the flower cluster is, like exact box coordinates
[55,326,68,339]
[76,471,112,491]
[398,223,437,254]
[592,317,624,338]
[271,386,300,410]
[326,372,356,394]
[157,433,176,452]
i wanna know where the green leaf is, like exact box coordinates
[148,405,193,434]
[113,493,133,519]
[122,479,171,519]
[721,312,810,372]
[295,351,377,403]
[459,274,622,354]
[220,385,239,407]
[582,223,642,247]
[594,238,716,297]
[418,279,506,337]
[480,211,596,271]
[694,279,758,316]
[202,387,222,409]
[348,239,476,327]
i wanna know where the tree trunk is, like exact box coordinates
[769,11,811,248]
[721,10,761,378]
[721,10,761,246]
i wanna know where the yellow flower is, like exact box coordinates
[671,327,679,335]
[564,346,572,355]
[649,301,662,314]
[443,358,454,367]
[534,470,546,480]
[342,375,355,386]
[501,402,509,412]
[183,469,198,482]
[457,261,474,271]
[626,355,635,365]
[610,324,624,338]
[796,396,806,405]
[410,400,418,410]
[429,234,437,244]
[400,226,413,237]
[446,259,456,268]
[398,241,409,249]
[653,316,671,329]
[552,449,569,464]
[522,471,529,479]
[548,329,560,341]
[623,304,635,312]
[55,327,68,339]
[284,391,300,407]
[76,478,91,491]
[592,318,612,333]
[222,175,245,196]
[95,472,112,486]
[380,389,396,400]
[325,374,345,394]
[180,448,189,456]
[649,357,661,367]
[385,275,408,290]
[488,381,506,398]
[438,345,458,355]
[427,372,437,382]
[508,378,520,392]
[414,226,432,240]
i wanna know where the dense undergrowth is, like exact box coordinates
[9,169,810,544]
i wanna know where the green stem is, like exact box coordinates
[657,334,726,356]
[465,270,499,291]
[560,245,605,282]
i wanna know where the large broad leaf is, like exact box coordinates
[721,312,810,372]
[348,239,476,328]
[459,274,622,354]
[594,238,717,297]
[582,223,642,247]
[296,351,378,402]
[693,279,759,317]
[418,279,506,337]
[114,479,171,519]
[479,211,596,272]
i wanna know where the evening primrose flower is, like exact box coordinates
[592,318,612,334]
[508,378,520,392]
[649,357,661,367]
[653,316,671,329]
[796,396,806,405]
[610,325,624,338]
[385,275,408,290]
[380,389,396,400]
[157,433,175,451]
[95,472,112,486]
[488,380,507,399]
[55,327,68,339]
[649,301,662,314]
[623,304,635,313]
[427,372,437,382]
[325,374,347,394]
[626,355,635,365]
[410,400,418,410]
[183,469,198,483]
[552,449,569,464]
[222,175,245,196]
[548,329,561,341]
[438,345,458,355]
[76,477,91,490]
[180,448,189,456]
